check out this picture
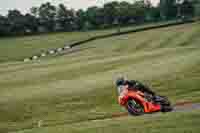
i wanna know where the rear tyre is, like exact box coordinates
[161,105,173,112]
[127,99,144,116]
[154,96,171,105]
[157,96,173,112]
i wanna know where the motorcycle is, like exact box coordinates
[118,88,173,116]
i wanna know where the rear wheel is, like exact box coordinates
[127,99,144,116]
[161,105,173,112]
[154,96,173,112]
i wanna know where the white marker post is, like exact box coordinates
[64,46,71,49]
[49,50,55,54]
[57,48,63,52]
[41,53,46,57]
[32,56,38,60]
[24,58,30,62]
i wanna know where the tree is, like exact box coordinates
[1,0,196,36]
[7,10,26,34]
[24,13,39,33]
[38,2,56,32]
[193,0,200,17]
[118,1,133,24]
[76,9,86,30]
[132,0,148,23]
[56,4,76,31]
[180,0,194,18]
[30,7,39,18]
[56,4,69,31]
[0,15,10,36]
[142,0,160,21]
[149,7,161,21]
[103,1,120,25]
[86,6,104,29]
[160,0,177,20]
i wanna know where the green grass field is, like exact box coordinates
[0,22,200,133]
[0,21,177,62]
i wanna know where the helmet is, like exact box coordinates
[115,77,126,87]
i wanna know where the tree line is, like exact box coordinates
[0,0,199,36]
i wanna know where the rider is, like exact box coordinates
[115,77,156,98]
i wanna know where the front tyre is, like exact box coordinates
[127,99,144,116]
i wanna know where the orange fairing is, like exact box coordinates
[119,89,161,113]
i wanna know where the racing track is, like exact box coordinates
[10,102,200,133]
[111,102,200,119]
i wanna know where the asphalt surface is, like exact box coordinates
[8,102,200,133]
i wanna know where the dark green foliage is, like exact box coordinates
[76,9,87,30]
[0,0,197,36]
[38,2,56,32]
[7,10,26,34]
[86,6,104,29]
[181,0,195,18]
[56,4,76,31]
[160,0,177,19]
[24,13,39,33]
[0,15,10,36]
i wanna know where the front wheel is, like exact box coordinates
[127,99,144,116]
